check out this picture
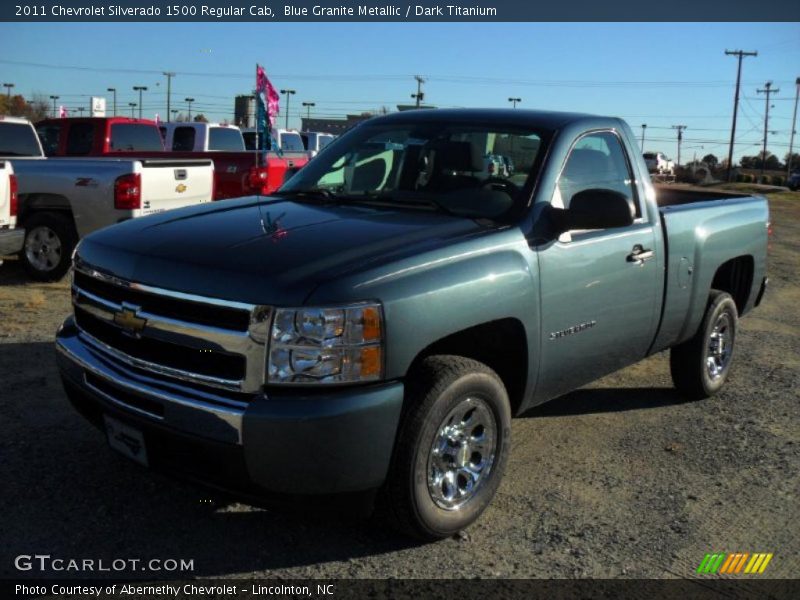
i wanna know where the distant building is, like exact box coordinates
[301,114,372,134]
[234,95,255,128]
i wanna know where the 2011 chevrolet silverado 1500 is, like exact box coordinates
[55,109,769,539]
[0,116,214,280]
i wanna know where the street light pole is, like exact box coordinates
[107,88,117,116]
[185,97,194,120]
[302,101,315,121]
[508,97,521,109]
[129,102,137,118]
[3,82,14,100]
[49,95,59,117]
[163,72,175,122]
[641,124,647,150]
[280,89,296,129]
[133,86,147,119]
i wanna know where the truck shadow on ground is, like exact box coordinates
[0,342,419,580]
[0,341,688,578]
[520,386,688,419]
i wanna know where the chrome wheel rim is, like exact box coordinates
[24,225,62,272]
[706,313,733,381]
[427,396,497,511]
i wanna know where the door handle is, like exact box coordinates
[627,244,654,264]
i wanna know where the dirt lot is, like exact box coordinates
[1,188,798,581]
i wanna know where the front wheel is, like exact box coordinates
[383,355,511,540]
[670,290,738,399]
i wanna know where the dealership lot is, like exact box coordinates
[1,188,798,580]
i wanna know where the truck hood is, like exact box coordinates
[77,196,485,305]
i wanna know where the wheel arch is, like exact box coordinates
[710,255,754,315]
[405,318,529,416]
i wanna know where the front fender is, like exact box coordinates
[306,229,539,386]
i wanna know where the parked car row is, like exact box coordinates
[243,127,337,159]
[0,115,349,279]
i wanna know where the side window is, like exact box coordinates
[36,125,61,156]
[172,127,196,151]
[65,123,95,155]
[556,131,641,220]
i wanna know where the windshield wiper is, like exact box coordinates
[273,187,338,201]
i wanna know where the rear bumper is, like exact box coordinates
[0,227,24,256]
[56,316,405,496]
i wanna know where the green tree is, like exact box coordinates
[702,153,718,167]
[193,113,208,123]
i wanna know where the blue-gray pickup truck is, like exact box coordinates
[56,109,769,539]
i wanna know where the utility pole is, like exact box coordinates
[508,97,521,108]
[3,82,13,100]
[672,125,687,167]
[49,95,59,117]
[185,97,194,119]
[129,103,137,118]
[133,86,147,119]
[280,89,296,129]
[107,88,117,116]
[757,81,779,177]
[641,124,647,150]
[302,101,315,120]
[724,50,758,181]
[163,72,175,122]
[411,75,425,108]
[787,77,800,179]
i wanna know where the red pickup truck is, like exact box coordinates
[35,117,307,199]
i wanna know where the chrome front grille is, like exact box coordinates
[71,263,270,394]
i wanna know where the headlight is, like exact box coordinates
[268,303,383,384]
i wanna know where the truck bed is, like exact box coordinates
[655,185,750,207]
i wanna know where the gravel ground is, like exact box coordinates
[0,190,797,581]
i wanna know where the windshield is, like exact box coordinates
[208,127,245,151]
[1,122,43,156]
[110,124,164,151]
[280,132,305,152]
[279,122,544,220]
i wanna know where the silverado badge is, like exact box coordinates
[175,183,187,193]
[113,305,147,335]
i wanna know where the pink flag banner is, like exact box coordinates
[256,64,280,128]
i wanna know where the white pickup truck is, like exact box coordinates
[0,116,214,280]
[159,122,245,152]
[0,159,23,264]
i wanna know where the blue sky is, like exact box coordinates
[1,22,798,161]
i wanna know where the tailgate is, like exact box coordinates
[0,161,10,227]
[138,159,214,215]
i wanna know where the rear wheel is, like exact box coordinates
[670,290,738,399]
[21,212,77,281]
[383,355,511,540]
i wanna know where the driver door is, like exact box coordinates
[535,131,660,401]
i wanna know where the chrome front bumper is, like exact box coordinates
[56,317,405,494]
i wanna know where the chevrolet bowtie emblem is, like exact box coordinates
[113,306,146,335]
[175,183,187,193]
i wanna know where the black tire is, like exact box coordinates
[383,355,511,540]
[670,290,738,400]
[20,212,78,281]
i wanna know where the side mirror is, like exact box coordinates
[562,188,634,231]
